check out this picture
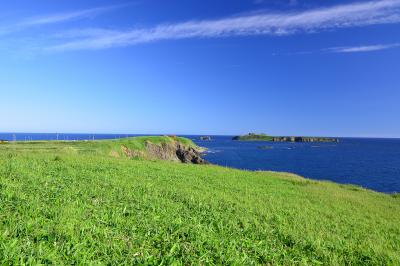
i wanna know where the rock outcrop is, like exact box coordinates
[121,141,206,164]
[258,145,273,150]
[272,137,339,143]
[232,133,339,143]
[121,145,143,158]
[175,144,206,164]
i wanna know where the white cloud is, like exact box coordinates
[20,6,117,26]
[48,0,400,51]
[0,5,123,36]
[327,43,400,53]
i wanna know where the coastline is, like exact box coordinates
[1,134,399,193]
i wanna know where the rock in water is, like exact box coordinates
[272,137,339,143]
[258,145,272,150]
[176,144,206,164]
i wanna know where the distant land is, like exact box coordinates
[232,133,273,141]
[233,133,339,142]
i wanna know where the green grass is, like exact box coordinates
[233,133,274,141]
[0,137,399,264]
[0,136,198,158]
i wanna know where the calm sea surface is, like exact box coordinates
[1,133,399,193]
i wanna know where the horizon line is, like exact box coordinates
[1,132,399,139]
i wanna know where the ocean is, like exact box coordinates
[1,133,399,193]
[193,136,400,193]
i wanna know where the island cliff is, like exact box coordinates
[272,136,339,143]
[233,133,339,143]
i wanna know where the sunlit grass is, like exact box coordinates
[0,137,399,264]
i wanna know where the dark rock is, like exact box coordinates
[176,145,206,164]
[258,145,272,150]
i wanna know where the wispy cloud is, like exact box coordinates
[48,0,400,51]
[0,5,123,36]
[20,6,119,27]
[278,42,400,56]
[326,43,400,53]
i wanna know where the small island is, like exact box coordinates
[272,136,339,143]
[200,136,212,141]
[232,133,273,141]
[233,133,339,143]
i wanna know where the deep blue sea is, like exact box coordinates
[1,133,399,193]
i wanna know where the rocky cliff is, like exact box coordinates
[121,140,206,164]
[232,133,339,143]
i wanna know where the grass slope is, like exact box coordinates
[0,137,399,264]
[0,136,198,158]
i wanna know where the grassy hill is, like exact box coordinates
[0,137,399,264]
[0,136,198,157]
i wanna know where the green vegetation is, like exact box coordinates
[0,137,399,264]
[232,133,273,141]
[0,136,198,158]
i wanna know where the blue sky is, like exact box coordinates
[1,0,400,137]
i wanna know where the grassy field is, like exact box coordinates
[0,137,399,264]
[0,136,197,156]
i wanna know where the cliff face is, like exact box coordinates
[122,140,206,164]
[232,133,339,143]
[272,137,339,143]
